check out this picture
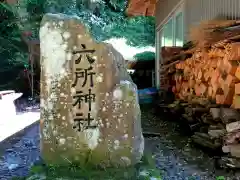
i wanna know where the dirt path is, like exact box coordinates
[0,106,237,179]
[142,107,237,180]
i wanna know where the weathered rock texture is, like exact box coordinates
[39,13,144,167]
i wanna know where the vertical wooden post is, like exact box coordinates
[29,43,34,98]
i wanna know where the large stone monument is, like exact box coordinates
[39,13,144,167]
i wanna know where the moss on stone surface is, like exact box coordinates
[12,155,162,180]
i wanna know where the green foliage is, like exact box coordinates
[216,176,225,180]
[74,1,155,47]
[0,3,23,58]
[106,16,155,47]
[11,155,162,180]
[134,51,155,61]
[25,0,45,29]
[23,0,155,47]
[6,0,155,46]
[0,2,28,90]
[0,0,155,91]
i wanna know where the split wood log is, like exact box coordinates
[143,131,162,137]
[220,108,240,124]
[222,145,231,153]
[226,42,240,61]
[161,60,180,70]
[226,121,240,133]
[194,132,215,140]
[192,107,209,113]
[222,144,240,155]
[231,95,240,109]
[225,74,239,85]
[223,57,238,75]
[182,114,193,122]
[192,132,222,150]
[191,97,211,106]
[216,94,225,104]
[223,87,235,105]
[209,124,225,130]
[235,83,240,95]
[208,129,226,138]
[164,51,193,65]
[229,145,240,158]
[189,123,202,132]
[218,156,240,169]
[206,20,240,29]
[210,108,221,120]
[207,104,221,108]
[213,34,240,48]
[201,114,217,125]
[208,48,225,58]
[224,131,240,144]
[235,66,240,80]
[184,106,193,113]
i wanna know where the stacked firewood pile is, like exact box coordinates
[159,20,240,168]
[160,47,182,91]
[161,20,240,108]
[164,100,240,168]
[174,42,240,108]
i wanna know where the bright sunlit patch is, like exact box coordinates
[0,91,23,120]
[127,69,135,73]
[0,112,40,142]
[104,38,155,60]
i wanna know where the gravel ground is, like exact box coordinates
[0,104,238,180]
[0,124,40,180]
[142,108,232,180]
